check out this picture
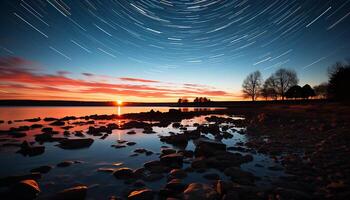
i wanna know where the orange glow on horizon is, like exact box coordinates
[116,100,123,105]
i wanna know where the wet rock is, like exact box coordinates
[128,188,154,200]
[144,160,168,173]
[194,138,226,157]
[30,165,52,174]
[8,131,26,138]
[57,161,74,167]
[160,134,188,147]
[8,179,40,200]
[17,141,45,157]
[74,131,85,137]
[113,168,135,179]
[50,120,65,126]
[41,127,53,133]
[161,148,176,155]
[52,185,87,200]
[127,130,136,135]
[30,124,43,129]
[58,138,94,149]
[0,173,41,187]
[183,183,218,200]
[134,148,147,154]
[160,153,183,166]
[97,168,116,173]
[126,142,136,146]
[143,126,156,134]
[113,144,127,148]
[169,169,187,179]
[166,179,187,192]
[122,121,150,129]
[43,117,58,122]
[35,132,64,143]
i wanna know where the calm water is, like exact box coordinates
[0,107,285,199]
[0,106,221,121]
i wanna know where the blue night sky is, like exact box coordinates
[0,0,350,101]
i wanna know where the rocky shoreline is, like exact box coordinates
[0,103,349,200]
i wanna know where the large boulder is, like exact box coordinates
[183,183,218,200]
[128,188,154,200]
[58,138,94,149]
[194,138,226,157]
[51,185,87,200]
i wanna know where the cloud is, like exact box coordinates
[0,56,233,101]
[119,77,160,83]
[82,72,94,77]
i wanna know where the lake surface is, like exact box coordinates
[0,107,285,199]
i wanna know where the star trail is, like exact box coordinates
[0,0,350,101]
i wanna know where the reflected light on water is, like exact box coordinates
[117,106,121,116]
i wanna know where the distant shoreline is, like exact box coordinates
[0,99,330,107]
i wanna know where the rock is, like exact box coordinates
[194,138,226,157]
[113,168,134,179]
[183,183,218,200]
[134,148,147,154]
[126,142,136,146]
[127,130,136,135]
[30,165,52,174]
[143,126,156,134]
[144,160,168,173]
[30,124,43,129]
[58,138,94,149]
[113,144,127,148]
[97,168,116,173]
[166,179,187,192]
[169,169,187,179]
[52,185,87,200]
[17,141,45,156]
[128,188,154,200]
[57,161,74,167]
[50,120,65,126]
[0,173,41,187]
[160,134,188,147]
[9,179,40,199]
[161,148,177,155]
[11,131,27,138]
[203,173,220,180]
[160,153,183,166]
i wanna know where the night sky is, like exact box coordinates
[0,0,350,102]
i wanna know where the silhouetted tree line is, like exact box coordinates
[177,97,211,104]
[242,60,350,101]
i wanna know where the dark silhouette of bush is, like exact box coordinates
[301,84,315,99]
[328,62,350,101]
[285,85,303,99]
[313,83,328,99]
